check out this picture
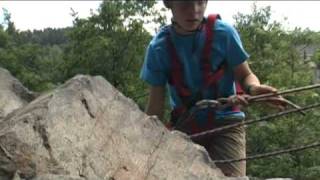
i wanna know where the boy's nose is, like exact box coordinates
[187,4,203,18]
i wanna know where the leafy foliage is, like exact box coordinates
[62,0,165,108]
[0,9,67,91]
[234,3,320,179]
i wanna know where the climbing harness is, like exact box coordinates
[166,14,244,133]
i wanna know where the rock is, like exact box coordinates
[0,67,37,119]
[0,73,246,179]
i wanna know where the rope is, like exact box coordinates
[176,84,320,133]
[247,84,320,101]
[189,103,320,139]
[213,141,320,164]
[178,84,320,163]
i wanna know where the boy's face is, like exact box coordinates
[169,0,207,32]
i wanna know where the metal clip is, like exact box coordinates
[195,99,220,109]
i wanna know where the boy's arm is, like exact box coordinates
[234,61,287,108]
[234,61,281,96]
[145,86,166,120]
[234,61,261,95]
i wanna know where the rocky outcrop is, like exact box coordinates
[0,68,247,180]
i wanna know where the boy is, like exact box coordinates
[140,0,285,177]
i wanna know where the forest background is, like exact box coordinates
[1,1,320,179]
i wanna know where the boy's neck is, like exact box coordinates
[171,18,204,35]
[172,25,197,35]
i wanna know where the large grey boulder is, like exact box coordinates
[0,72,246,180]
[0,67,37,119]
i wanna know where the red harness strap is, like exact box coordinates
[198,14,222,134]
[166,33,192,130]
[167,36,192,99]
[204,16,244,97]
[202,14,224,88]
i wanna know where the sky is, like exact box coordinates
[0,1,320,32]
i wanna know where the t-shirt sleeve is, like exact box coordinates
[225,24,250,68]
[140,43,168,86]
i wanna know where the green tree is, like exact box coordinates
[0,27,9,48]
[63,0,166,107]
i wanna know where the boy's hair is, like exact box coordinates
[163,0,170,8]
[163,0,208,9]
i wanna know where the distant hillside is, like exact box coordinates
[18,27,71,46]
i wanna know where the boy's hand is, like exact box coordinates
[249,84,288,110]
[226,94,250,107]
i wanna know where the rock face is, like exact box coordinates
[0,68,246,180]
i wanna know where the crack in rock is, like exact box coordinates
[81,98,95,119]
[33,116,51,154]
[144,131,166,180]
[32,115,68,175]
[78,153,88,180]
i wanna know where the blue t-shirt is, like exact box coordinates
[140,18,249,124]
